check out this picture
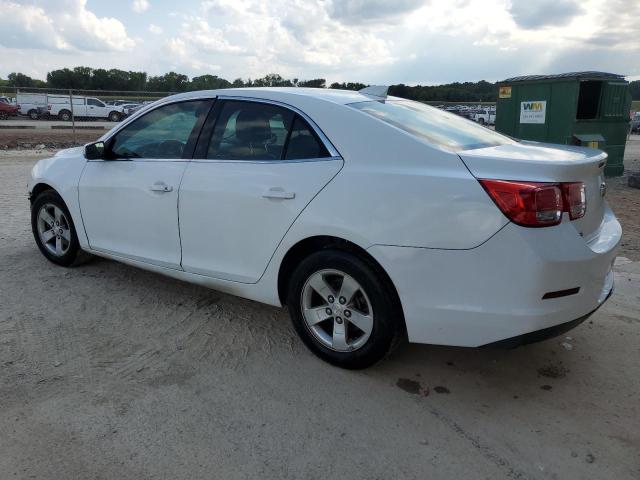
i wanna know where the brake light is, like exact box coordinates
[562,182,586,220]
[479,179,586,227]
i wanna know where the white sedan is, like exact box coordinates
[28,86,621,369]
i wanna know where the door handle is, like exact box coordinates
[262,188,295,200]
[150,182,173,193]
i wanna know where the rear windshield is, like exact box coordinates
[349,99,514,152]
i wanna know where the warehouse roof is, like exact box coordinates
[501,71,625,83]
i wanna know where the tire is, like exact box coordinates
[478,118,486,125]
[287,249,402,369]
[108,111,121,122]
[31,190,82,267]
[58,110,71,122]
[0,112,7,120]
[28,109,39,120]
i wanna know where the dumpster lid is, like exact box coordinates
[500,71,625,83]
[572,134,606,142]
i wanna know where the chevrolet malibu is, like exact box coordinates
[28,87,621,369]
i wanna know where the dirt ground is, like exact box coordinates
[0,140,639,479]
[0,129,102,150]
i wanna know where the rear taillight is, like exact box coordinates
[479,179,585,227]
[562,182,586,220]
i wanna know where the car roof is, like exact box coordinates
[165,87,394,106]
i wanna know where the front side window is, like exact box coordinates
[109,100,209,159]
[87,98,104,107]
[350,99,515,151]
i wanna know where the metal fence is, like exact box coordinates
[0,86,174,143]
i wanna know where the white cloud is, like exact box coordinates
[0,0,134,52]
[132,0,150,13]
[167,0,394,79]
[0,0,638,84]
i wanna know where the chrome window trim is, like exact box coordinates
[96,94,342,163]
[190,156,342,165]
[215,95,341,159]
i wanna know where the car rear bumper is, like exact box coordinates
[368,205,621,347]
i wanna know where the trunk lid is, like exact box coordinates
[459,141,607,239]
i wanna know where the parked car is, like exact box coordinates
[28,87,620,369]
[0,99,19,119]
[120,103,141,116]
[631,112,640,133]
[473,108,496,125]
[48,96,125,121]
[16,92,55,119]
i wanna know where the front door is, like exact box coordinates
[179,99,343,283]
[86,98,106,118]
[79,99,213,269]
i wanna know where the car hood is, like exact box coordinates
[54,146,84,157]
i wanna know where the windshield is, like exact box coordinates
[350,99,515,151]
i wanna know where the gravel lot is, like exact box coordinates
[0,141,639,479]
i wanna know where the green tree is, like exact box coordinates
[8,72,35,87]
[147,72,189,92]
[252,73,293,87]
[329,82,367,91]
[630,80,640,101]
[297,78,326,88]
[189,74,231,91]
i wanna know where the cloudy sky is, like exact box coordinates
[1,0,638,84]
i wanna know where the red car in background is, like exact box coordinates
[0,97,19,119]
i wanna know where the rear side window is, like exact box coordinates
[285,116,330,160]
[350,99,515,152]
[207,101,294,160]
[206,100,332,161]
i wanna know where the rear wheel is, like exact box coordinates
[28,109,39,120]
[58,110,71,122]
[0,112,7,120]
[31,190,81,267]
[287,250,401,369]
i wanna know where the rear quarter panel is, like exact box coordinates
[271,101,508,250]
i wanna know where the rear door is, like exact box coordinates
[79,99,213,268]
[179,98,343,283]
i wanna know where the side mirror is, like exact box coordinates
[84,141,105,160]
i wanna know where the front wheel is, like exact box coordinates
[287,250,402,369]
[108,111,121,122]
[31,190,82,267]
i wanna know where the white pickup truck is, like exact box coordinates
[472,108,496,125]
[47,96,125,122]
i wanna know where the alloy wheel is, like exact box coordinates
[37,203,71,256]
[301,269,374,352]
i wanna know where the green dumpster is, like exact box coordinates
[495,71,631,176]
